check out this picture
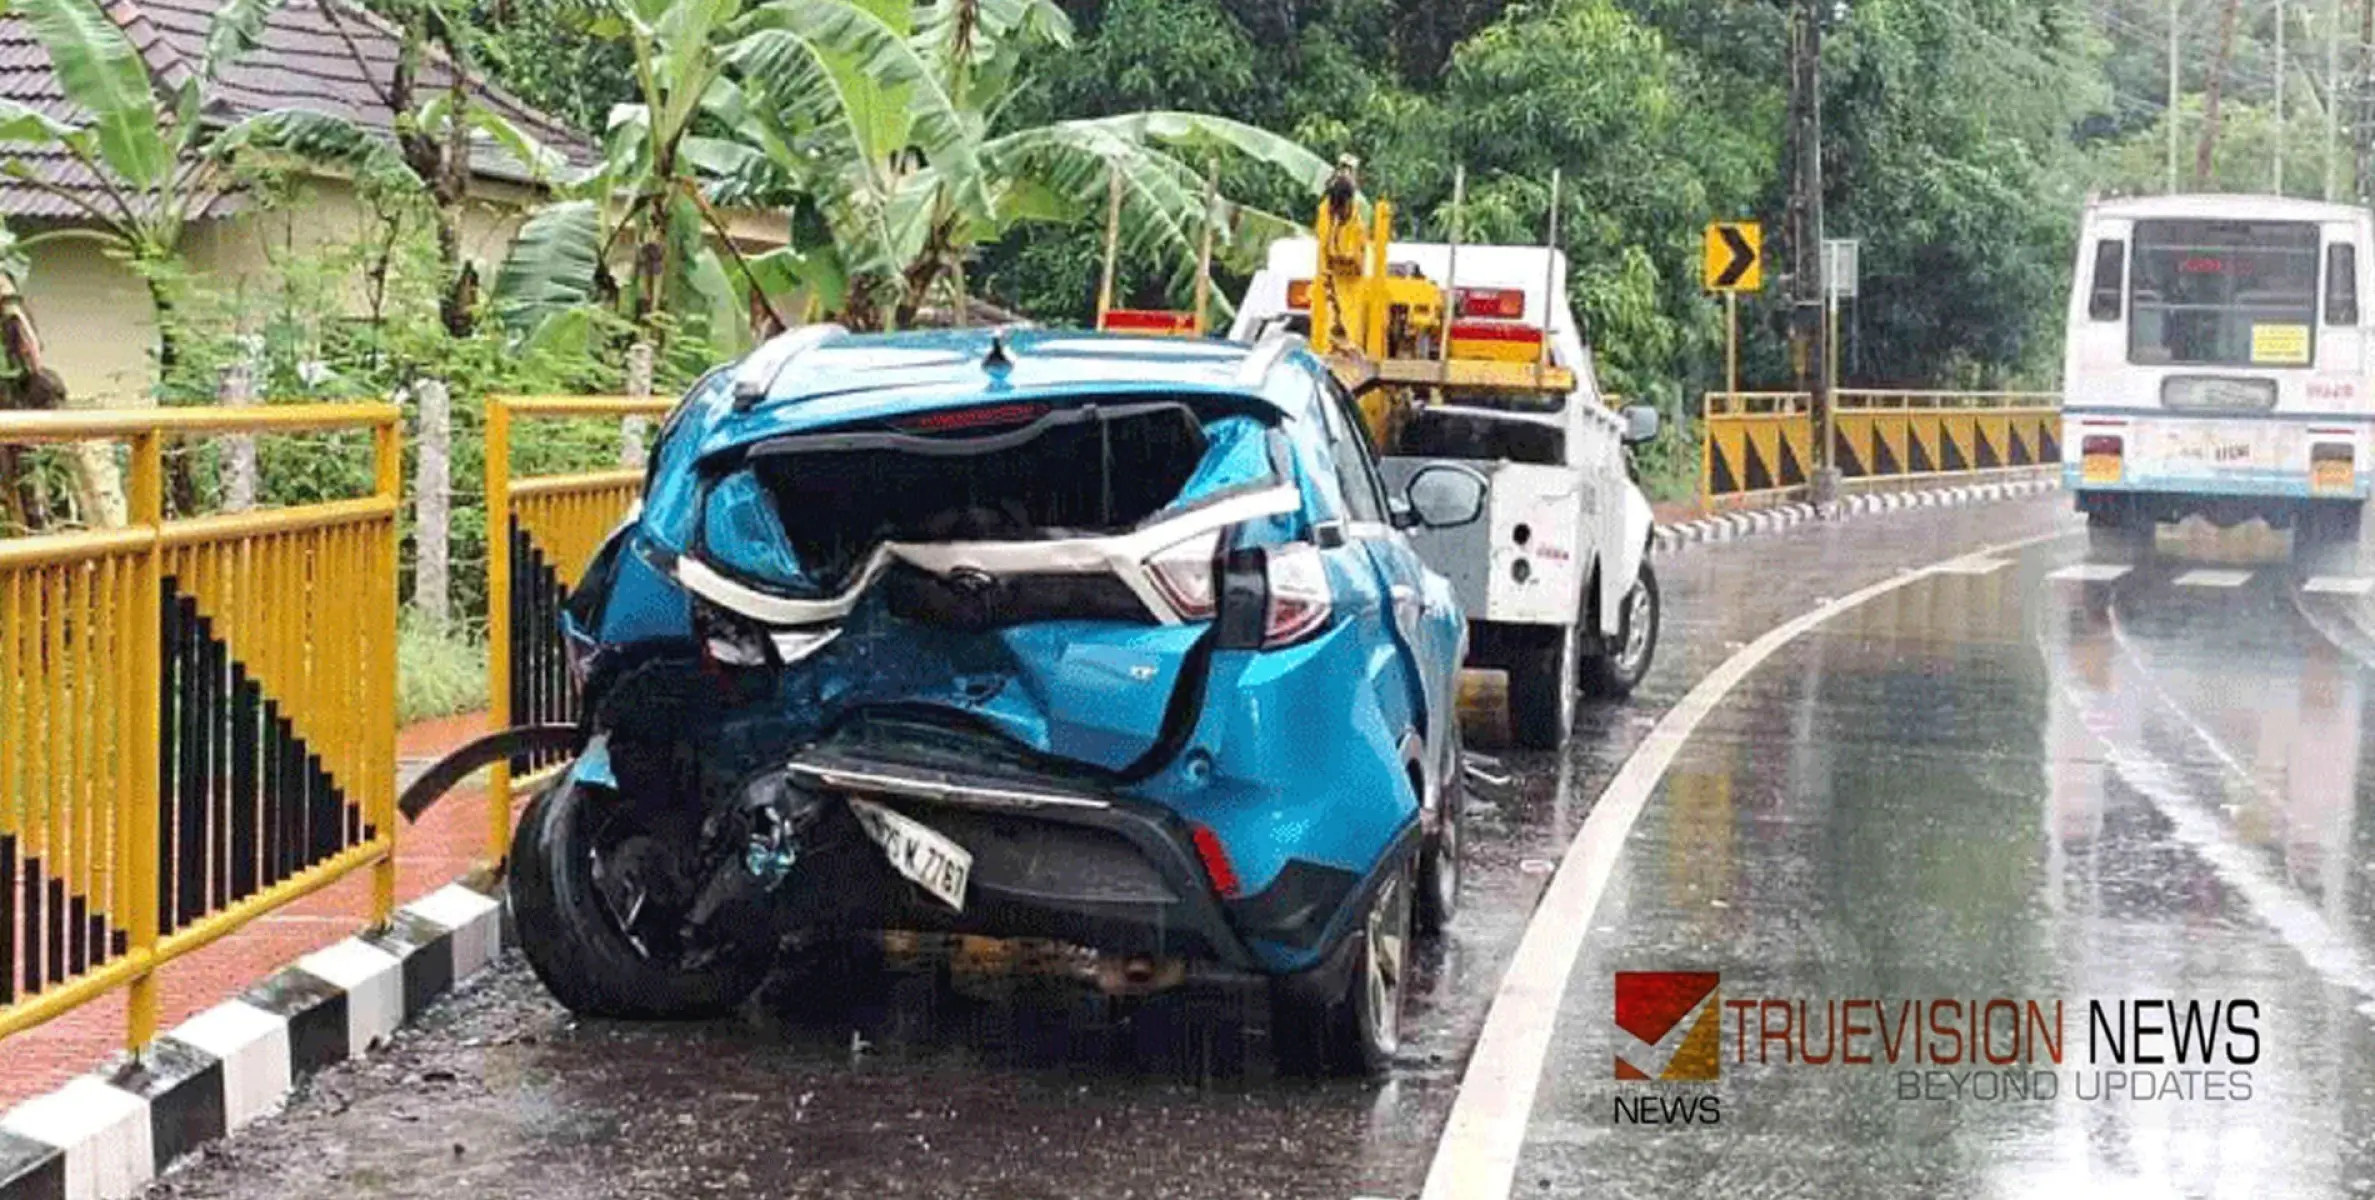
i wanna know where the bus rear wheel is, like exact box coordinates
[2299,501,2364,551]
[2085,504,2152,557]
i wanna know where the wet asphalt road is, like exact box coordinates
[1522,521,2375,1197]
[149,492,2334,1200]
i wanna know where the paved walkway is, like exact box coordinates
[0,712,495,1108]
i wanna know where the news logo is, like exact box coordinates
[1614,971,1721,1082]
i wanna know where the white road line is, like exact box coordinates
[1416,528,2073,1200]
[2087,606,2375,1019]
[2174,568,2254,588]
[2046,563,2130,583]
[1928,557,2011,575]
[2302,575,2375,596]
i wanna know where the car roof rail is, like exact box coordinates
[1234,330,1302,390]
[732,323,849,410]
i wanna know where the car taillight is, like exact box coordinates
[1145,531,1221,620]
[1214,542,1334,649]
[2081,434,2123,457]
[1262,543,1331,645]
[1456,287,1526,319]
[1286,279,1313,310]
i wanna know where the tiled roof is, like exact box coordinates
[0,0,595,220]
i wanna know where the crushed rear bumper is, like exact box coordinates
[774,741,1375,978]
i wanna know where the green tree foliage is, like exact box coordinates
[1822,0,2105,385]
[980,0,2118,401]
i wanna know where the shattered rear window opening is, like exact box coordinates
[703,397,1278,595]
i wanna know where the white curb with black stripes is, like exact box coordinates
[1651,476,2061,555]
[0,883,503,1200]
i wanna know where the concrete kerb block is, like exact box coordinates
[407,883,504,983]
[0,1077,151,1200]
[158,1001,288,1134]
[0,1129,63,1200]
[294,938,405,1058]
[0,880,511,1200]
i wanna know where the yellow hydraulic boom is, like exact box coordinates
[1299,159,1575,446]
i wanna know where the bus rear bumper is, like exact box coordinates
[2070,470,2367,527]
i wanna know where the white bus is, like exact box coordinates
[2064,193,2374,548]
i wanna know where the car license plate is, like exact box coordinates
[2081,454,2122,484]
[2313,460,2355,493]
[848,798,972,912]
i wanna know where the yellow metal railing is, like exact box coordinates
[1700,390,2061,508]
[0,404,400,1050]
[484,396,675,864]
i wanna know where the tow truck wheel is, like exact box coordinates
[1507,625,1578,750]
[1272,856,1412,1078]
[511,780,768,1020]
[1581,561,1660,698]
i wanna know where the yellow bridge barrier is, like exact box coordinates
[0,404,400,1049]
[1701,390,2061,508]
[484,396,675,863]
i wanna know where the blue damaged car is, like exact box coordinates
[483,327,1484,1075]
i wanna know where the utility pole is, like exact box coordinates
[2328,0,2342,198]
[2170,0,2184,192]
[2277,0,2288,193]
[2360,0,2374,199]
[1785,0,1835,504]
[2199,0,2245,183]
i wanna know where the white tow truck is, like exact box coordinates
[1224,183,1664,748]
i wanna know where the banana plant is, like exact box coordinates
[211,0,567,336]
[488,0,757,354]
[0,0,302,514]
[712,0,1332,329]
[0,0,290,305]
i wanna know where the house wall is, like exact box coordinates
[21,176,778,407]
[22,234,158,406]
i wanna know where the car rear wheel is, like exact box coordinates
[1272,856,1411,1078]
[511,780,769,1019]
[1415,729,1463,936]
[1581,561,1659,698]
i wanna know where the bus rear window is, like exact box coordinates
[2088,239,2124,320]
[2128,219,2319,368]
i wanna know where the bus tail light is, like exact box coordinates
[2312,442,2356,493]
[2081,434,2123,485]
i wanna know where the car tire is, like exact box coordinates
[1506,625,1576,750]
[511,781,768,1020]
[1581,561,1659,698]
[1272,856,1412,1078]
[1414,729,1463,937]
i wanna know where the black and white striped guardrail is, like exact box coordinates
[0,883,503,1200]
[1652,477,2061,554]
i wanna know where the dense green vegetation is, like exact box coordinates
[464,0,2320,407]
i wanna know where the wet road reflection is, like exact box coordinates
[1523,530,2375,1198]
